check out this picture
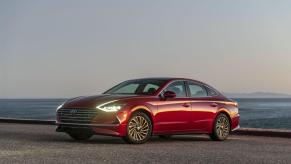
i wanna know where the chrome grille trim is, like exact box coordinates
[56,122,119,127]
[57,108,98,124]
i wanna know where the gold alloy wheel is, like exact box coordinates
[216,116,230,138]
[128,116,149,141]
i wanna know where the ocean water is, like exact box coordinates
[0,98,291,129]
[236,98,291,129]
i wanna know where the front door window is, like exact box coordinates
[164,81,187,98]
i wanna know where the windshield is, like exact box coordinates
[104,79,167,95]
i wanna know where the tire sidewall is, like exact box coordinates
[125,112,152,144]
[212,113,230,141]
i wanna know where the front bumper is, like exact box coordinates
[56,122,127,136]
[56,108,128,136]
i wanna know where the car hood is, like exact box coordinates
[62,94,140,109]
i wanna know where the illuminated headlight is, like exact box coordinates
[96,102,125,112]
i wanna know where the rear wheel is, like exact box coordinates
[210,113,230,141]
[123,112,152,144]
[68,131,93,141]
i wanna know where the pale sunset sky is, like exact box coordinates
[1,0,291,98]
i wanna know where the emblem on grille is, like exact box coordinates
[70,109,78,115]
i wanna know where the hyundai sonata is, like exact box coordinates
[56,78,239,144]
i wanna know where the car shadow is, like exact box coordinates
[0,129,221,144]
[39,136,213,145]
[153,135,211,142]
[87,135,212,144]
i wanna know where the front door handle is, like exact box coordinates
[182,103,191,108]
[210,103,218,107]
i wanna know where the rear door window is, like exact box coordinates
[187,82,207,98]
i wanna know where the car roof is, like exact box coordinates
[128,77,205,84]
[117,77,222,97]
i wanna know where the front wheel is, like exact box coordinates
[123,112,152,144]
[210,113,231,141]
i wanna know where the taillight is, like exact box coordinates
[233,102,238,107]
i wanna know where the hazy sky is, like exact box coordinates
[1,0,291,98]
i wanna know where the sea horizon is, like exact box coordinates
[1,98,291,130]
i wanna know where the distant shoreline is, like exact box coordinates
[224,92,291,99]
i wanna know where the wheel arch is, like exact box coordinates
[216,109,232,129]
[130,106,154,132]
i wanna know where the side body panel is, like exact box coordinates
[189,99,217,132]
[152,98,192,133]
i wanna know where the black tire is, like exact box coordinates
[210,113,231,141]
[158,135,172,139]
[68,131,93,141]
[123,112,152,144]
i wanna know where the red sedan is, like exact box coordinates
[56,78,239,144]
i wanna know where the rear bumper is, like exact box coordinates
[232,125,240,131]
[56,122,127,136]
[231,113,240,131]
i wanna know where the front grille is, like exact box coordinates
[57,108,98,124]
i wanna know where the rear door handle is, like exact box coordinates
[182,103,191,108]
[210,103,218,107]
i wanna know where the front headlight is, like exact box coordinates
[96,101,125,112]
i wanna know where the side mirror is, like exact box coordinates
[163,91,176,99]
